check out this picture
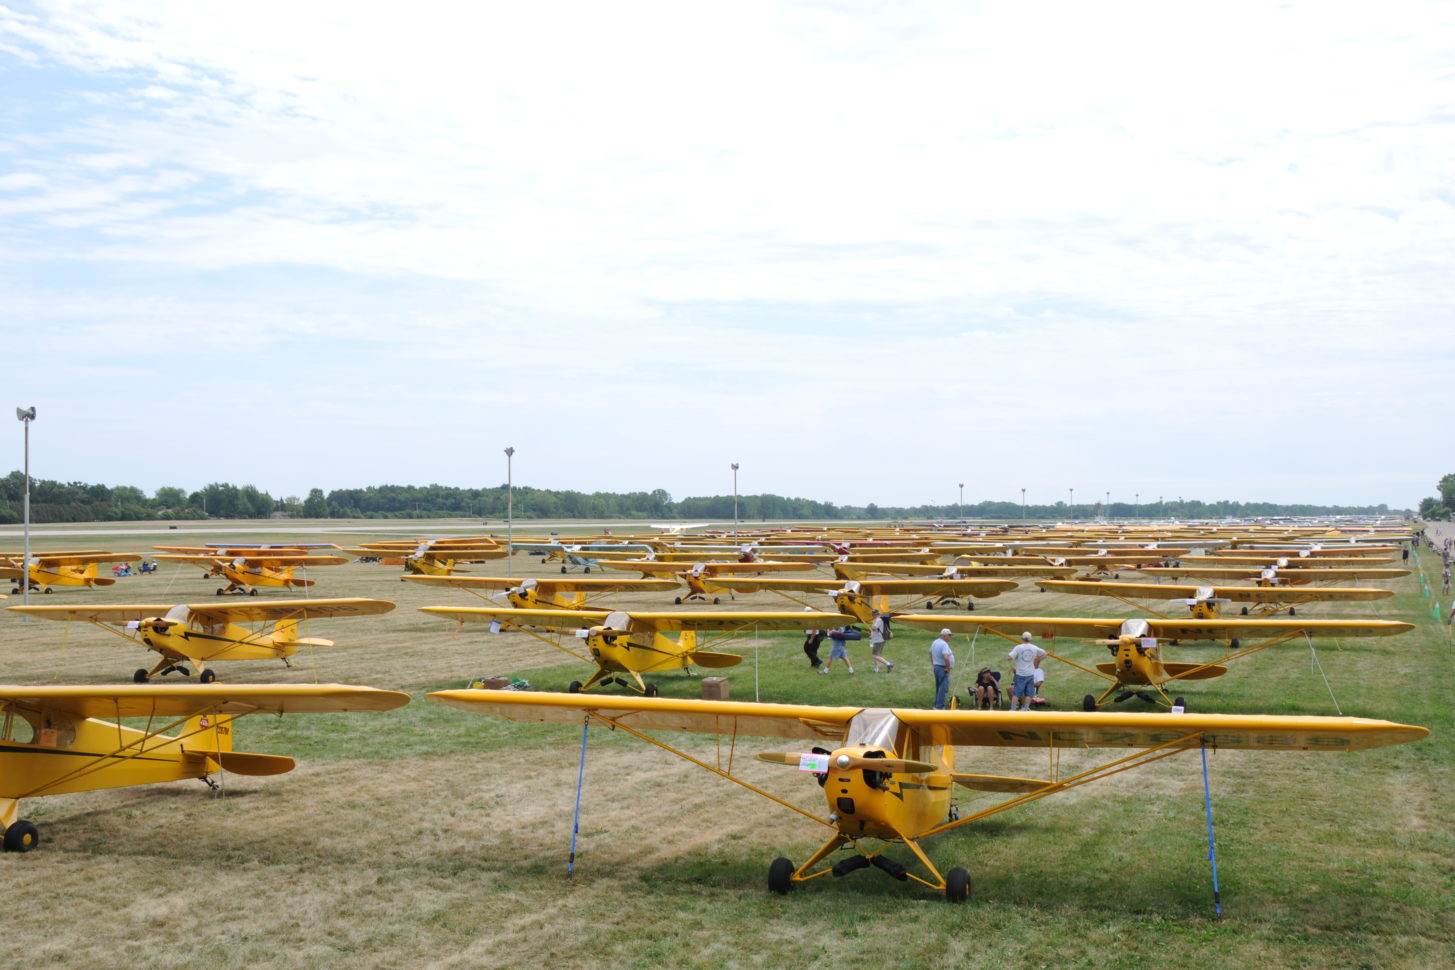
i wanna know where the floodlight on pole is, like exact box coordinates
[1069,487,1074,517]
[504,447,515,578]
[731,463,740,535]
[958,482,964,521]
[16,407,35,609]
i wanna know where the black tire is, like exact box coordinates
[216,588,225,596]
[133,668,149,684]
[43,587,52,594]
[713,597,720,605]
[567,681,583,694]
[768,856,795,894]
[1230,638,1240,649]
[1082,694,1097,712]
[674,597,682,605]
[1240,606,1249,615]
[927,601,934,610]
[584,567,591,574]
[645,683,660,697]
[3,819,39,853]
[561,566,568,574]
[945,866,971,903]
[967,601,975,611]
[249,588,258,596]
[1174,696,1187,709]
[1289,606,1297,616]
[200,669,216,684]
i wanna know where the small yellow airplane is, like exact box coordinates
[0,683,409,852]
[403,574,681,609]
[427,690,1426,901]
[834,562,1077,582]
[599,559,820,604]
[895,613,1413,711]
[1131,564,1409,586]
[2,551,143,593]
[7,597,397,683]
[418,606,849,695]
[1036,579,1395,618]
[705,577,1018,622]
[153,552,351,595]
[345,537,507,577]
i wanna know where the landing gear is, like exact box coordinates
[200,669,217,684]
[1289,607,1297,616]
[567,681,583,693]
[1082,694,1098,712]
[133,668,150,683]
[2,819,39,853]
[1230,638,1240,649]
[216,588,226,596]
[768,856,796,894]
[584,567,592,574]
[712,597,720,605]
[945,866,971,903]
[249,588,258,596]
[561,566,568,574]
[926,601,934,610]
[966,601,975,611]
[1241,606,1249,615]
[1174,696,1186,709]
[644,683,660,697]
[674,596,682,605]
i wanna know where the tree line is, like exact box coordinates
[1417,474,1455,521]
[0,470,1398,525]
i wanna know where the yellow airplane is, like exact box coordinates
[7,597,397,683]
[402,574,680,609]
[599,559,820,604]
[153,552,351,595]
[346,537,508,577]
[1131,564,1409,586]
[2,551,143,593]
[895,613,1413,711]
[428,690,1426,901]
[1036,579,1395,618]
[418,607,850,695]
[0,683,408,852]
[705,577,1018,622]
[834,562,1077,582]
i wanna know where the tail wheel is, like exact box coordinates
[768,856,796,894]
[200,669,217,684]
[3,819,39,853]
[133,668,150,684]
[945,866,971,903]
[1082,694,1097,712]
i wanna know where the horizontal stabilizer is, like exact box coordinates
[1160,661,1229,681]
[211,751,297,776]
[951,773,1050,793]
[274,637,335,649]
[688,650,743,669]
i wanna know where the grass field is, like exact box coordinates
[1,519,1451,969]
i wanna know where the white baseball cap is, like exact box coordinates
[940,628,953,636]
[1021,631,1033,640]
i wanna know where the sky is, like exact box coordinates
[1,0,1451,511]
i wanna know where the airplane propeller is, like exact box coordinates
[756,751,938,774]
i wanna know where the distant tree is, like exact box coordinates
[302,488,328,518]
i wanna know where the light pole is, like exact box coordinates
[1068,487,1074,518]
[504,447,515,578]
[16,407,34,608]
[1105,490,1110,521]
[1135,492,1139,520]
[731,463,739,535]
[1020,487,1026,521]
[958,482,964,521]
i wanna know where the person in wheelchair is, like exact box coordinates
[969,667,1001,710]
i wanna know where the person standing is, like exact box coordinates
[868,610,894,673]
[821,626,856,674]
[929,629,955,709]
[1008,631,1047,711]
[802,627,826,669]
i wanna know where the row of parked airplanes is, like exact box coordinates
[0,521,1431,904]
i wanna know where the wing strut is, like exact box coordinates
[1201,742,1223,921]
[568,717,589,878]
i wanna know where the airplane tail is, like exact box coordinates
[271,618,335,652]
[182,713,296,776]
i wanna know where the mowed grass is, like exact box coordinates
[0,519,1451,970]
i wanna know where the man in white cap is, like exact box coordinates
[1008,631,1047,711]
[929,628,955,709]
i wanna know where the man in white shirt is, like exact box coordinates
[929,629,955,709]
[1008,632,1047,711]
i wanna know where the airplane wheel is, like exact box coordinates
[926,601,934,610]
[133,668,149,683]
[1082,694,1097,712]
[249,588,258,596]
[584,567,592,574]
[768,856,796,895]
[216,588,225,596]
[645,683,660,697]
[567,681,583,693]
[1240,607,1249,615]
[1230,638,1240,649]
[200,669,216,684]
[713,597,721,605]
[43,587,52,594]
[674,597,682,605]
[945,866,971,903]
[3,819,39,853]
[1114,573,1121,579]
[1289,607,1297,616]
[1174,696,1187,709]
[966,602,975,611]
[561,566,568,574]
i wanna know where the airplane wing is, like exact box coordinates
[7,603,176,623]
[0,683,410,717]
[419,607,852,634]
[153,554,350,567]
[26,553,142,566]
[1037,580,1395,604]
[180,598,397,624]
[403,576,680,594]
[895,614,1415,640]
[428,690,1427,751]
